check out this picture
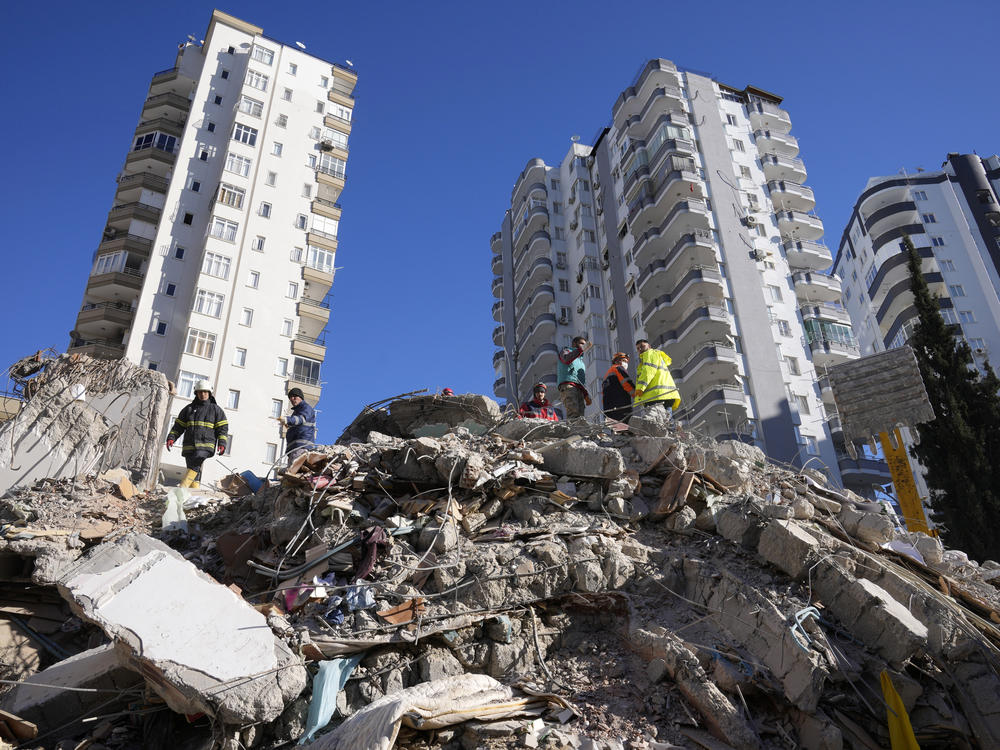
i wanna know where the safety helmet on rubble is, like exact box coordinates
[194,380,213,393]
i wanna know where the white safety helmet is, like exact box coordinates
[194,380,213,393]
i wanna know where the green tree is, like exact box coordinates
[905,234,1000,561]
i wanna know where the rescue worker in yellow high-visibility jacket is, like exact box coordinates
[633,339,680,421]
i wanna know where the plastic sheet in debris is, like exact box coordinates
[298,654,363,745]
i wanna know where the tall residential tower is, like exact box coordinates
[492,59,888,495]
[69,11,356,483]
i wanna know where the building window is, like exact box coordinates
[913,190,928,201]
[271,399,283,418]
[302,184,312,198]
[949,284,966,297]
[288,62,298,75]
[227,390,240,409]
[921,213,937,223]
[588,284,601,299]
[306,245,334,273]
[199,150,209,161]
[187,178,201,192]
[942,308,959,325]
[193,289,224,318]
[185,328,217,359]
[767,284,782,302]
[554,227,564,240]
[252,236,265,252]
[220,70,229,80]
[252,45,274,65]
[805,436,819,455]
[282,88,293,102]
[259,202,272,218]
[732,139,745,152]
[318,153,346,179]
[931,236,945,247]
[784,356,800,375]
[552,202,562,215]
[178,371,211,399]
[776,319,792,336]
[264,443,278,464]
[182,213,193,225]
[282,319,294,336]
[970,338,986,352]
[865,266,878,287]
[165,283,176,296]
[206,121,216,133]
[233,123,258,146]
[266,171,277,186]
[293,356,322,385]
[227,45,235,54]
[309,126,322,140]
[320,75,329,87]
[202,251,232,279]
[155,321,167,335]
[233,348,247,367]
[558,278,569,292]
[238,96,263,117]
[209,217,239,242]
[939,259,956,272]
[290,246,304,263]
[247,270,260,288]
[295,214,308,229]
[148,362,158,371]
[287,282,299,299]
[726,114,738,126]
[556,251,567,268]
[244,69,269,91]
[213,95,223,106]
[316,101,325,113]
[240,308,253,327]
[133,132,177,153]
[740,165,751,179]
[217,183,245,209]
[275,357,288,376]
[795,394,811,414]
[959,310,976,323]
[225,153,252,177]
[276,114,288,128]
[583,230,596,242]
[311,215,339,237]
[272,142,283,156]
[175,246,185,259]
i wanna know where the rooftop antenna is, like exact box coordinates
[187,35,197,42]
[295,41,307,50]
[571,135,581,142]
[345,60,354,67]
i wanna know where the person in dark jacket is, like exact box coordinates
[280,387,317,463]
[602,352,635,423]
[166,380,228,488]
[518,383,560,421]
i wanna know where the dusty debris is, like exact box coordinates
[0,390,997,749]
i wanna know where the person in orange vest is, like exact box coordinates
[602,352,635,423]
[518,383,560,420]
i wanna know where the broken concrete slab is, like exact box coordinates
[387,394,501,438]
[540,440,624,479]
[0,354,171,494]
[758,520,822,580]
[54,533,305,724]
[495,419,573,441]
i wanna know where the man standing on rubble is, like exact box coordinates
[165,380,228,488]
[518,383,560,420]
[602,352,635,423]
[557,335,593,419]
[634,339,681,422]
[279,387,317,464]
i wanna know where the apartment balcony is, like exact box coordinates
[489,275,504,300]
[836,453,892,488]
[492,325,505,347]
[761,154,807,183]
[753,130,799,158]
[97,233,154,259]
[631,200,711,267]
[107,202,162,229]
[141,91,191,118]
[783,240,832,272]
[511,159,547,208]
[292,333,327,361]
[867,248,933,308]
[75,301,135,337]
[793,271,843,303]
[514,203,548,244]
[323,113,352,135]
[800,302,851,327]
[492,300,504,322]
[124,144,178,170]
[613,60,682,125]
[315,169,345,198]
[634,229,715,280]
[641,268,725,333]
[624,92,690,139]
[297,297,331,331]
[491,231,503,254]
[520,312,557,358]
[628,166,703,228]
[684,384,748,434]
[806,332,859,369]
[519,344,559,397]
[516,284,554,326]
[492,350,506,369]
[672,341,739,394]
[286,377,322,405]
[67,338,126,360]
[86,267,144,299]
[134,116,185,140]
[817,375,836,410]
[302,263,334,298]
[748,101,791,133]
[650,302,732,364]
[491,253,503,275]
[515,231,551,279]
[311,197,343,221]
[862,200,920,238]
[776,211,824,241]
[116,172,170,200]
[150,66,180,87]
[492,375,507,400]
[767,181,815,213]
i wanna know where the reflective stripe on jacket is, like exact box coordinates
[602,365,635,414]
[518,398,560,421]
[286,400,317,447]
[634,348,680,409]
[167,398,229,458]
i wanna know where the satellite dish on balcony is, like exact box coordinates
[571,135,580,142]
[296,41,307,49]
[187,35,196,41]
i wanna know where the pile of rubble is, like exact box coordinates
[0,392,999,749]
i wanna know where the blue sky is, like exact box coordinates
[1,0,997,444]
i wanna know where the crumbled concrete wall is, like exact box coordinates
[0,354,170,493]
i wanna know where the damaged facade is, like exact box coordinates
[0,391,997,749]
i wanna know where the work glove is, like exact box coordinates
[217,444,225,455]
[166,439,174,451]
[278,416,287,425]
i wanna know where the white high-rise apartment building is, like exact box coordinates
[69,11,356,483]
[833,153,1000,500]
[491,59,889,495]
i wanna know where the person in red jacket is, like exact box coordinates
[518,383,560,420]
[602,352,635,423]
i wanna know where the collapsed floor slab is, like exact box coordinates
[53,533,306,724]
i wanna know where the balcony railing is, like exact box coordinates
[290,373,321,386]
[313,197,342,210]
[317,164,346,180]
[81,301,134,313]
[299,297,331,310]
[118,172,170,192]
[296,333,327,347]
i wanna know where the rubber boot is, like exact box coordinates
[179,469,198,488]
